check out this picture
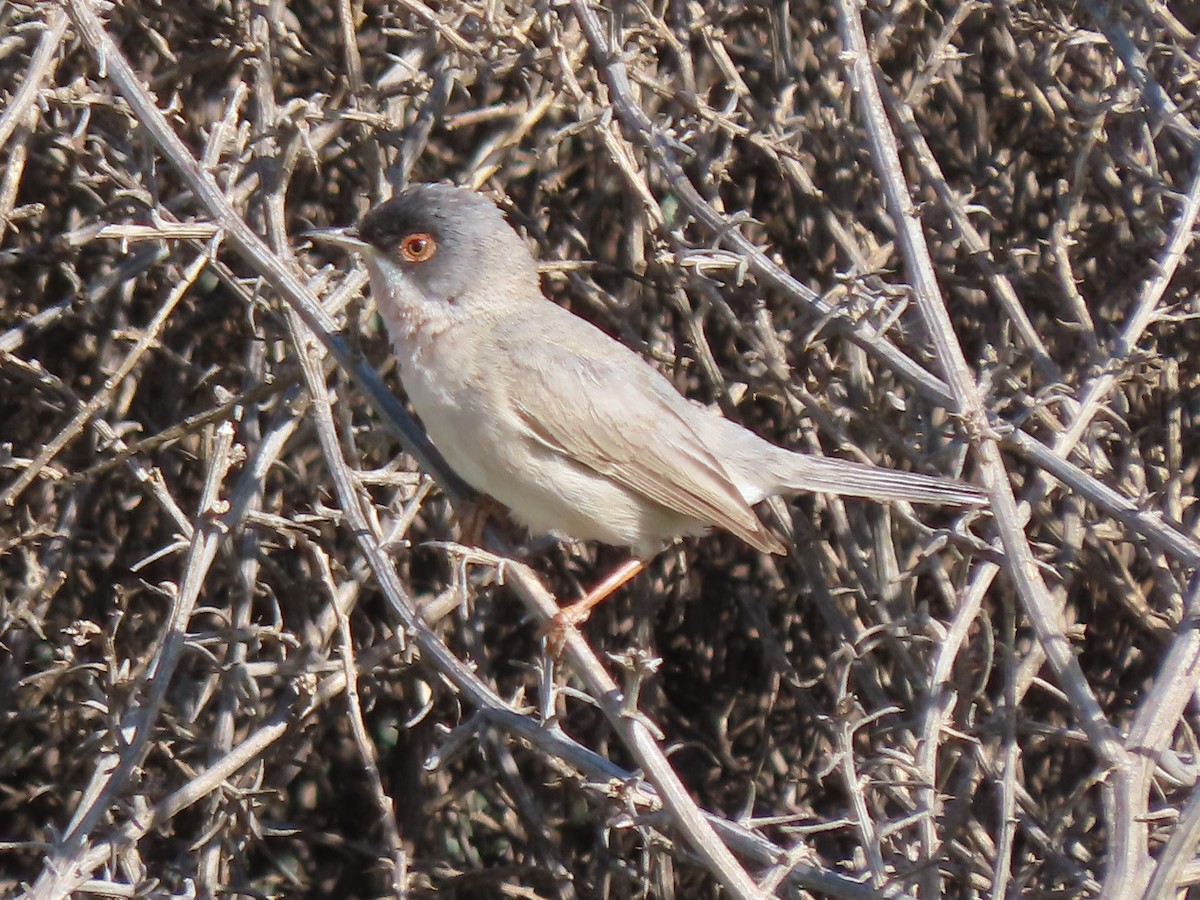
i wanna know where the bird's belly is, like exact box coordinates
[400,363,501,496]
[400,364,693,553]
[493,447,699,553]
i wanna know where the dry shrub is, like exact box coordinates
[1,1,1198,897]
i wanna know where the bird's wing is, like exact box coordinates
[499,319,786,555]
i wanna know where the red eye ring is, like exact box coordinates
[399,231,437,263]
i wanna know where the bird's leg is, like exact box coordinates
[548,557,646,641]
[457,493,509,546]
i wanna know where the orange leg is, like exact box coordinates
[542,557,647,652]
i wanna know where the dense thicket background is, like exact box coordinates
[2,1,1199,897]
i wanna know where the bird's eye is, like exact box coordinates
[399,232,437,263]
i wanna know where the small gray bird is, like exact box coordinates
[312,183,985,621]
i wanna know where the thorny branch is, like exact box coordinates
[2,0,1198,897]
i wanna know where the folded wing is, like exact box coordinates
[499,319,787,555]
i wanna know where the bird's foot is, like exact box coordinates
[539,558,647,655]
[456,493,509,546]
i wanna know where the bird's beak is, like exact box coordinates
[303,226,370,253]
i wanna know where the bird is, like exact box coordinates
[309,183,986,627]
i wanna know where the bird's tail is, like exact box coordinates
[769,450,987,507]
